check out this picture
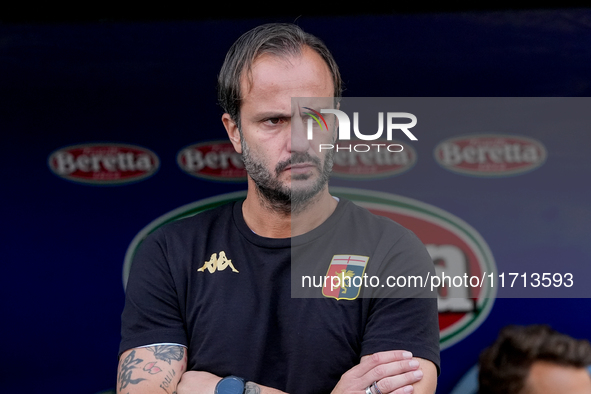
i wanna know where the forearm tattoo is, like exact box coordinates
[146,345,185,364]
[245,382,261,394]
[118,346,185,392]
[159,369,177,394]
[118,350,146,390]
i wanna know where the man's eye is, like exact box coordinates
[264,118,284,125]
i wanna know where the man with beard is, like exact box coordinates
[118,23,439,394]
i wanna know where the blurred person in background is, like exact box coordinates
[479,324,591,394]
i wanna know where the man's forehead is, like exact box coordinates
[293,97,336,112]
[240,48,334,100]
[527,361,591,393]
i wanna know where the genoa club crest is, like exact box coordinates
[322,255,369,300]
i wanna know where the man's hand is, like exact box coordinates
[177,371,221,394]
[331,350,427,394]
[177,372,287,394]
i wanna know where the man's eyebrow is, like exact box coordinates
[255,112,291,119]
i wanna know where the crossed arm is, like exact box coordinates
[116,346,436,394]
[117,345,187,394]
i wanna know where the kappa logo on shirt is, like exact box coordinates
[197,251,239,273]
[322,254,369,300]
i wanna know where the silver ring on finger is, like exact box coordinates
[365,386,373,394]
[372,381,383,394]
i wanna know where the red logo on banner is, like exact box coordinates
[434,134,546,177]
[177,141,246,182]
[48,143,159,185]
[331,139,416,179]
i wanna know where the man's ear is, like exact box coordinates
[222,113,242,154]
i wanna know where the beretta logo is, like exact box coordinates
[123,188,496,349]
[434,134,547,177]
[177,140,246,182]
[48,143,159,185]
[331,138,417,179]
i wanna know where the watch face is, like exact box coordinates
[216,376,245,394]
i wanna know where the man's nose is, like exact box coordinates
[288,116,310,152]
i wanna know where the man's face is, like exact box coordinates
[225,46,336,213]
[525,361,591,393]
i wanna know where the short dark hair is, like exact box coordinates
[217,23,342,126]
[478,324,591,394]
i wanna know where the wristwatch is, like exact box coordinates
[214,376,245,394]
